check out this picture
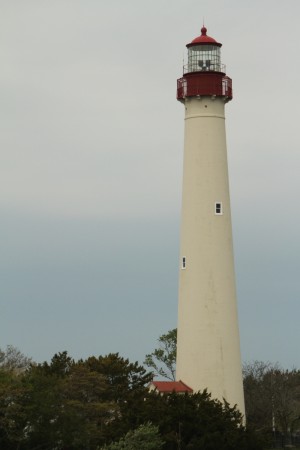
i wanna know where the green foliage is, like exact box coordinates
[0,369,30,449]
[144,328,177,380]
[36,350,75,376]
[24,363,113,449]
[82,353,153,442]
[84,353,152,399]
[0,347,262,450]
[0,350,153,449]
[102,423,164,450]
[140,390,262,450]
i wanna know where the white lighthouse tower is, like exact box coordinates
[176,26,245,415]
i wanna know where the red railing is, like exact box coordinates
[177,73,232,101]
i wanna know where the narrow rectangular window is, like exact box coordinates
[215,202,223,215]
[182,257,186,269]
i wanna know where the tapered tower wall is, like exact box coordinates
[176,95,245,415]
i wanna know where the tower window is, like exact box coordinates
[182,257,186,269]
[215,202,223,215]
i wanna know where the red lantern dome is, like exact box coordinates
[187,26,222,48]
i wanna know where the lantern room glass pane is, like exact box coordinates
[187,45,221,73]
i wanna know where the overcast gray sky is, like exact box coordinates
[1,0,300,368]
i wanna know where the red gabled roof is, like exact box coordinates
[151,380,193,393]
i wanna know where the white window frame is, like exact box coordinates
[182,256,186,269]
[215,202,223,215]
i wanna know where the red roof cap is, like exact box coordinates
[151,380,193,393]
[187,26,222,48]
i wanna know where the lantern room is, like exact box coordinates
[186,26,223,74]
[187,44,221,73]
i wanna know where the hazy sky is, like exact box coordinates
[1,0,300,369]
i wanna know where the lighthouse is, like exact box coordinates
[176,26,245,415]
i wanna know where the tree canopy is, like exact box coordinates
[102,423,164,450]
[0,345,32,373]
[0,347,263,450]
[243,360,300,447]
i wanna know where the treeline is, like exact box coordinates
[0,347,261,450]
[243,361,300,447]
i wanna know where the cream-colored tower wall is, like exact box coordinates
[176,96,245,416]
